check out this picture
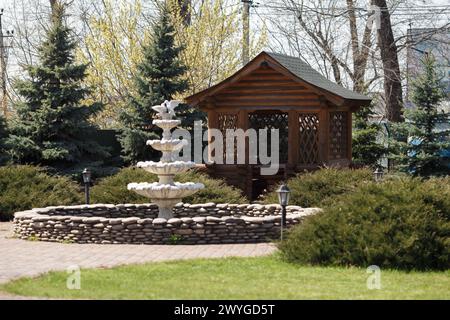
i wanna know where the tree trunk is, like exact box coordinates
[372,0,403,122]
[346,0,373,93]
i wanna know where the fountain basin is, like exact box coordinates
[13,203,319,244]
[152,119,181,130]
[147,139,187,152]
[136,161,196,175]
[127,182,204,199]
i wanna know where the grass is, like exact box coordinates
[1,256,449,299]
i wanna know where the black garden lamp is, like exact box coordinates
[82,168,92,204]
[373,167,384,182]
[276,184,290,240]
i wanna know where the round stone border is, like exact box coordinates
[13,203,320,245]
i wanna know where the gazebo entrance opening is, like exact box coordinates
[248,110,289,164]
[248,110,289,199]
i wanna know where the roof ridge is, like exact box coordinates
[263,51,308,62]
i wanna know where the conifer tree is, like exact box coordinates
[119,3,204,164]
[0,114,8,164]
[6,3,109,167]
[391,56,449,176]
[352,103,387,168]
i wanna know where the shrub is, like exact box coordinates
[279,176,450,271]
[90,167,247,204]
[0,165,83,221]
[263,168,372,207]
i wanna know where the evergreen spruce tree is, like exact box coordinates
[119,3,204,164]
[352,103,387,168]
[391,56,449,176]
[0,114,9,164]
[6,3,109,168]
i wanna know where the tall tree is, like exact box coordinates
[79,0,265,127]
[6,3,109,167]
[268,0,378,92]
[346,0,372,93]
[372,0,404,122]
[78,0,150,128]
[118,3,189,164]
[171,0,266,95]
[391,56,449,177]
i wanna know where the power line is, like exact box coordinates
[253,11,450,16]
[253,2,450,10]
[251,5,450,18]
[252,3,450,14]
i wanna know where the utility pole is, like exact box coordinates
[406,21,411,105]
[0,9,13,118]
[242,0,252,66]
[177,0,191,26]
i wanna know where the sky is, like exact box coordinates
[0,0,448,93]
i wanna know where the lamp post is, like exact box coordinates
[276,184,290,241]
[82,168,91,205]
[373,167,384,182]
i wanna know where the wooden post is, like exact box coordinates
[206,102,218,164]
[347,110,352,163]
[237,109,248,160]
[318,97,329,165]
[237,109,252,198]
[288,110,299,170]
[238,110,248,131]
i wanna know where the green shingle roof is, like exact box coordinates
[266,51,371,101]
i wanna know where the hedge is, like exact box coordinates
[0,165,82,221]
[263,168,373,207]
[279,176,450,271]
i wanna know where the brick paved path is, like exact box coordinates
[0,222,276,297]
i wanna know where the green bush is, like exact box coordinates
[279,176,450,271]
[90,167,247,204]
[0,165,83,221]
[263,168,373,207]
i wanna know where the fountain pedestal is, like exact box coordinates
[127,100,204,219]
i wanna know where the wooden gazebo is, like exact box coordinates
[185,52,371,199]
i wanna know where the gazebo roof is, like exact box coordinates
[266,52,369,101]
[185,51,371,107]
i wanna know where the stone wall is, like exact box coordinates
[13,203,320,245]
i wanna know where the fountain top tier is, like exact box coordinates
[146,101,190,165]
[127,100,204,219]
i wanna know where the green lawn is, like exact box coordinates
[2,256,449,299]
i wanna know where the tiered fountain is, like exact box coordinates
[127,100,204,219]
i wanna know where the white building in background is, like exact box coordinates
[406,27,450,114]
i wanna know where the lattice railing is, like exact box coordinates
[329,112,348,160]
[249,111,289,163]
[298,113,319,164]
